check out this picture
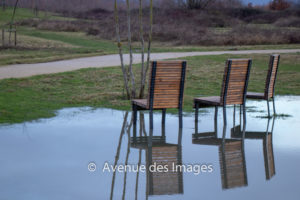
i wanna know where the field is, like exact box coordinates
[0,6,299,123]
[0,53,299,123]
[0,7,300,66]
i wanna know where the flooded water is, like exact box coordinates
[0,96,299,200]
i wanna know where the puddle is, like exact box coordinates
[0,96,300,199]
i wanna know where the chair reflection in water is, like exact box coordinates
[231,118,276,180]
[192,111,248,190]
[131,112,183,196]
[110,112,183,200]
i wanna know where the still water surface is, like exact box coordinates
[0,96,299,200]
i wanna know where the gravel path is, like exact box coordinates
[0,49,299,79]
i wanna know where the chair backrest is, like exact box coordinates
[220,59,252,105]
[264,54,280,99]
[148,61,187,109]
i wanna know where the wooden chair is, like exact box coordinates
[194,59,252,125]
[247,55,280,117]
[132,61,187,129]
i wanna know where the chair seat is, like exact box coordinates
[194,96,222,107]
[132,99,148,109]
[246,92,265,99]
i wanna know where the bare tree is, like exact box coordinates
[2,0,5,11]
[8,0,19,45]
[140,0,153,98]
[126,0,136,98]
[269,0,291,10]
[114,0,153,100]
[114,0,131,99]
[138,0,145,98]
[33,0,39,16]
[186,0,215,9]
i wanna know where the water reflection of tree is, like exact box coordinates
[110,111,130,200]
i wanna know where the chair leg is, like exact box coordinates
[214,106,218,135]
[179,107,183,129]
[133,104,137,126]
[149,108,154,130]
[267,99,270,117]
[233,105,236,127]
[239,105,242,126]
[214,106,218,121]
[162,123,166,138]
[195,103,199,124]
[223,106,227,125]
[242,103,246,129]
[133,119,137,142]
[272,97,276,116]
[162,109,166,127]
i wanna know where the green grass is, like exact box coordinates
[0,28,121,65]
[19,28,119,51]
[0,7,38,25]
[0,7,121,65]
[151,43,300,53]
[0,53,299,124]
[0,7,72,26]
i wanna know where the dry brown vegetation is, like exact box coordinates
[5,0,300,46]
[16,4,300,46]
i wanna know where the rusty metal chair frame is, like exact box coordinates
[194,59,252,125]
[247,55,280,117]
[132,61,187,129]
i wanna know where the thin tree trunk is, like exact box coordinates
[138,0,145,98]
[2,0,6,11]
[34,0,39,17]
[114,0,130,99]
[143,0,153,97]
[126,0,136,99]
[9,0,19,45]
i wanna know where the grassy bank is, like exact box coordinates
[0,53,299,124]
[0,8,120,65]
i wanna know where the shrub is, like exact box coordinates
[274,17,300,27]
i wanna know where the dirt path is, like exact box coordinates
[0,49,299,79]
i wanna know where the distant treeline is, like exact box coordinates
[5,0,116,12]
[5,0,300,14]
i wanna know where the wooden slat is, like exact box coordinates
[264,55,280,98]
[149,61,185,109]
[221,59,250,105]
